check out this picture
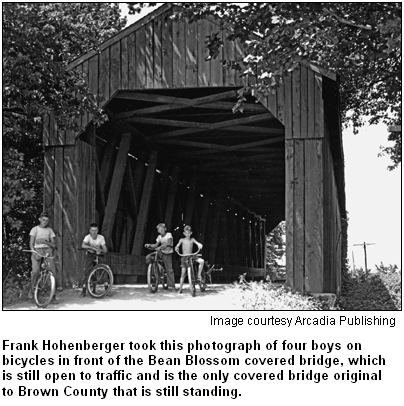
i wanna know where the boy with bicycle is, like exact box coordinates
[175,225,204,294]
[145,223,176,292]
[28,211,58,303]
[80,223,107,297]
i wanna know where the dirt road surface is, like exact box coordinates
[4,284,244,311]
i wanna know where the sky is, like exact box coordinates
[121,4,402,270]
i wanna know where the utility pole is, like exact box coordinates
[353,242,376,273]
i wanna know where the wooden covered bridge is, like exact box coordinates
[43,4,346,293]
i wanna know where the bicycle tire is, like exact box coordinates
[188,266,196,297]
[147,262,159,293]
[87,265,114,298]
[34,272,55,308]
[162,270,168,290]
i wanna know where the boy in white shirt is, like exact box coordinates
[28,211,58,303]
[145,223,176,292]
[80,223,107,297]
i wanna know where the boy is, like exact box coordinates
[145,223,176,292]
[29,211,58,303]
[80,223,108,297]
[175,225,204,294]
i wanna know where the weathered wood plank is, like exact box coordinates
[300,65,308,138]
[307,69,315,137]
[209,20,223,86]
[234,38,244,86]
[277,82,285,125]
[53,147,64,288]
[185,19,198,87]
[135,26,146,89]
[99,48,110,107]
[145,21,154,89]
[132,151,159,255]
[173,16,186,87]
[164,166,180,231]
[121,37,129,89]
[62,146,77,287]
[127,32,136,89]
[284,73,293,139]
[197,19,210,87]
[285,140,294,289]
[110,41,121,96]
[267,90,278,120]
[88,54,99,121]
[100,135,119,200]
[292,64,301,139]
[124,160,139,218]
[101,133,132,246]
[314,73,324,138]
[161,9,173,88]
[133,152,148,210]
[153,15,163,89]
[294,140,305,292]
[305,139,323,293]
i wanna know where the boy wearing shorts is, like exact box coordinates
[175,225,204,293]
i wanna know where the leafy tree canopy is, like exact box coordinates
[2,3,126,238]
[129,3,401,168]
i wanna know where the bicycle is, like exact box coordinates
[177,247,202,297]
[23,250,56,308]
[80,249,114,299]
[203,262,223,286]
[145,248,169,293]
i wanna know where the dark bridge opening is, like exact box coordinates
[90,87,285,282]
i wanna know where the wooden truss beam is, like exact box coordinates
[132,151,159,255]
[164,166,180,231]
[145,113,274,140]
[114,89,239,118]
[101,133,132,247]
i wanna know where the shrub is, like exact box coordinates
[339,266,401,310]
[237,280,335,310]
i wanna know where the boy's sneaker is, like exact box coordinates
[79,288,86,298]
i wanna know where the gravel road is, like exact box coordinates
[4,284,244,311]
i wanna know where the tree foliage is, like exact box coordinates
[129,2,401,167]
[266,222,286,280]
[2,3,127,283]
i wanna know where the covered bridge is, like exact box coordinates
[43,4,346,293]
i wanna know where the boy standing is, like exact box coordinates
[175,225,204,294]
[145,223,176,292]
[29,211,58,303]
[80,223,108,297]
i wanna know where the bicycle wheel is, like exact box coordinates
[161,269,168,290]
[87,265,114,298]
[147,262,159,293]
[188,266,196,297]
[34,272,56,308]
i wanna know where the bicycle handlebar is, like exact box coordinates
[78,248,105,255]
[176,247,201,257]
[23,249,56,259]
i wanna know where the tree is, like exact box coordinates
[266,222,286,280]
[2,3,127,283]
[129,3,401,168]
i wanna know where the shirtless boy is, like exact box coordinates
[175,225,204,293]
